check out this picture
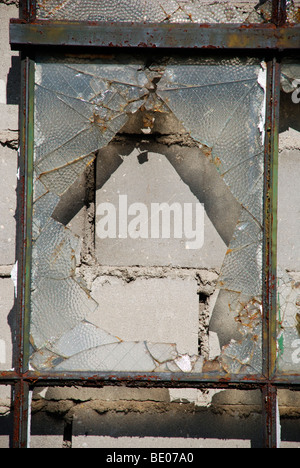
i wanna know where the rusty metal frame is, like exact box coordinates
[9,21,300,50]
[3,0,299,448]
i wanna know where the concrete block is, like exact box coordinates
[0,385,11,409]
[72,435,251,449]
[0,146,17,265]
[0,4,19,130]
[34,386,170,403]
[30,436,65,449]
[90,277,199,356]
[0,436,10,448]
[96,145,228,269]
[278,149,300,271]
[0,278,14,370]
[0,103,18,132]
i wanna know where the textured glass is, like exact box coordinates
[276,61,300,375]
[30,56,265,375]
[157,58,265,223]
[36,0,266,23]
[287,0,300,23]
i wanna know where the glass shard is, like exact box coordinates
[55,342,157,372]
[31,277,98,350]
[157,59,265,222]
[32,219,80,285]
[218,209,263,296]
[39,154,95,196]
[287,0,300,23]
[50,322,121,358]
[32,191,60,240]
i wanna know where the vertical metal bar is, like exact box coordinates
[272,0,287,25]
[262,57,281,447]
[262,385,281,448]
[13,54,34,448]
[12,381,31,448]
[16,54,34,376]
[20,0,37,22]
[263,57,280,381]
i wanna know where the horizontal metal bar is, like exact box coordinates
[272,374,300,386]
[2,371,300,387]
[20,371,271,389]
[0,371,20,384]
[10,21,300,50]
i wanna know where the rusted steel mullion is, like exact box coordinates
[20,369,300,388]
[9,21,300,50]
[262,384,280,448]
[0,371,20,385]
[272,374,300,386]
[272,0,287,26]
[20,0,36,22]
[16,55,34,376]
[13,54,34,448]
[261,57,281,448]
[23,370,266,388]
[263,58,280,382]
[12,380,30,448]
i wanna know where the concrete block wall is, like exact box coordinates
[0,2,18,375]
[1,1,300,448]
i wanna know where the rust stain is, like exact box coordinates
[296,313,300,336]
[202,358,222,373]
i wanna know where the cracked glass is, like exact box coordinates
[30,54,266,376]
[287,0,300,23]
[36,0,268,23]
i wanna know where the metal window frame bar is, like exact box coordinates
[9,21,300,50]
[3,0,300,448]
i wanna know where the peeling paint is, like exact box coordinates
[258,61,267,146]
[11,261,18,298]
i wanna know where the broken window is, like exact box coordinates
[30,55,265,376]
[6,0,300,449]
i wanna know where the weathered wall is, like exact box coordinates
[0,1,300,449]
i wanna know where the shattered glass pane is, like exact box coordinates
[276,64,300,374]
[287,0,300,23]
[157,58,266,223]
[30,55,265,376]
[36,0,265,23]
[218,209,263,296]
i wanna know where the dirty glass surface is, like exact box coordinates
[287,0,300,23]
[36,0,267,23]
[30,55,266,376]
[276,60,300,375]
